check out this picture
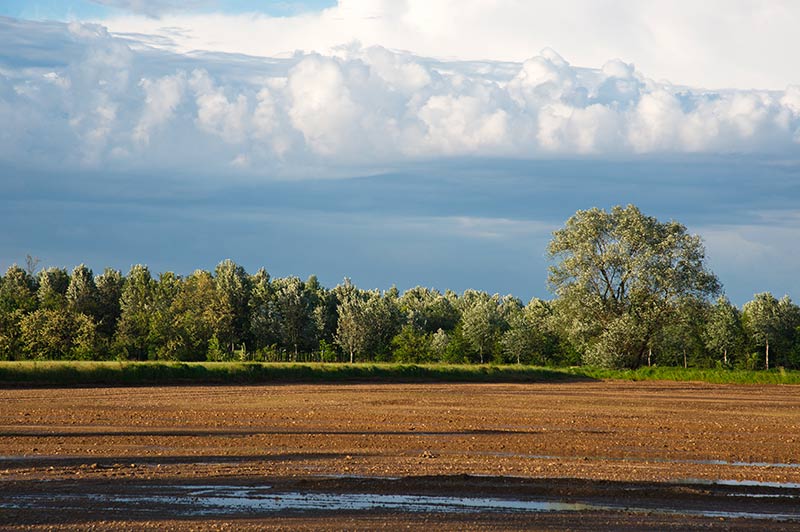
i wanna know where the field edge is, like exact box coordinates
[1,361,799,386]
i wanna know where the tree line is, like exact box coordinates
[2,205,799,369]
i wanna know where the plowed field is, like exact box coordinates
[2,381,800,529]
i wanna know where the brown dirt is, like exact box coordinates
[1,380,800,529]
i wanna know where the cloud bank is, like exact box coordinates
[95,0,800,90]
[1,17,800,177]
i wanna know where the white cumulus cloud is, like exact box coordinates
[93,0,800,90]
[1,18,800,177]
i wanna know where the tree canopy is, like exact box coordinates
[548,205,720,368]
[3,204,800,370]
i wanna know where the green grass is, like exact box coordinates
[570,365,800,385]
[1,361,799,386]
[0,361,587,386]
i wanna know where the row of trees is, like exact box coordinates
[0,260,570,365]
[0,263,797,369]
[2,206,798,368]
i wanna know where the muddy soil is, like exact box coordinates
[1,381,799,529]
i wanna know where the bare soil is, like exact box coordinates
[1,381,800,529]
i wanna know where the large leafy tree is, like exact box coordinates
[548,205,719,368]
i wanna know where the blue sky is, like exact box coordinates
[0,1,336,19]
[1,2,800,305]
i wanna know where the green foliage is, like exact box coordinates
[742,293,800,369]
[429,328,450,360]
[66,264,98,317]
[145,271,181,359]
[703,296,745,366]
[214,259,252,350]
[36,267,69,310]
[500,298,558,365]
[3,205,800,370]
[440,325,473,364]
[19,309,98,360]
[115,265,155,360]
[399,286,459,333]
[248,268,275,350]
[271,276,319,357]
[391,325,432,363]
[548,205,719,369]
[95,268,124,339]
[318,339,339,362]
[0,265,38,313]
[460,291,504,363]
[165,270,226,361]
[206,334,225,361]
[334,281,401,362]
[0,309,25,361]
[2,361,800,387]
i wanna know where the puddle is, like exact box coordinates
[317,474,402,481]
[681,479,800,490]
[727,493,800,499]
[4,484,798,522]
[682,460,800,469]
[71,486,602,515]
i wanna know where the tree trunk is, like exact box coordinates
[647,347,651,367]
[479,346,484,364]
[766,338,769,371]
[683,350,687,369]
[723,348,727,366]
[350,348,354,364]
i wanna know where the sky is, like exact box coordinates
[1,1,800,305]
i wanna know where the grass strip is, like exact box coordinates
[1,361,799,387]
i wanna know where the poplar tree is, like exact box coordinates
[66,264,98,317]
[115,265,155,360]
